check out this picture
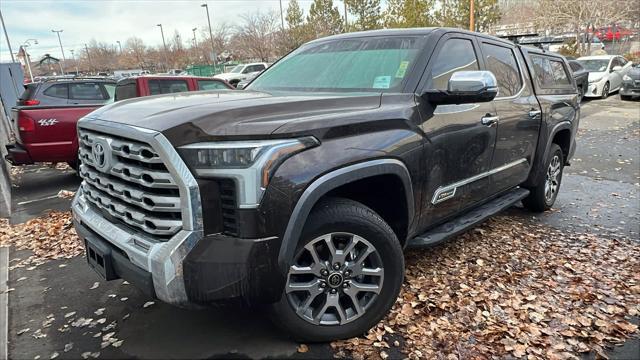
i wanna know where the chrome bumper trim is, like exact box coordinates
[72,118,204,305]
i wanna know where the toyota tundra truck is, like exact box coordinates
[72,28,579,341]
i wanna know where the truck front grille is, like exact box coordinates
[78,129,182,239]
[218,179,238,236]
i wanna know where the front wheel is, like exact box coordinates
[601,82,610,99]
[270,198,404,342]
[523,144,564,212]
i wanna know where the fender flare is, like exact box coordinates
[526,120,573,187]
[277,159,414,272]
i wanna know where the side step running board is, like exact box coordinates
[407,187,530,249]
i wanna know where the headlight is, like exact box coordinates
[623,74,632,81]
[179,137,319,207]
[589,77,603,83]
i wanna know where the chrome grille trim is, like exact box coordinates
[79,164,181,212]
[81,182,182,236]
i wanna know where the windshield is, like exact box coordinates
[248,36,424,93]
[230,65,244,73]
[578,59,610,72]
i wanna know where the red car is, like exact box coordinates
[114,75,233,101]
[5,75,234,168]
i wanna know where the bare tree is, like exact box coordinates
[233,11,280,62]
[535,0,639,55]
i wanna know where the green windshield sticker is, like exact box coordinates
[395,61,410,78]
[373,76,391,89]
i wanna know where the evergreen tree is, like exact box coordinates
[285,0,310,49]
[307,0,344,37]
[345,0,382,31]
[434,0,501,32]
[383,0,435,28]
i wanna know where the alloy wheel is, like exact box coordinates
[544,154,561,204]
[286,232,384,326]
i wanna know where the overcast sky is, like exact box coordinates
[0,0,362,62]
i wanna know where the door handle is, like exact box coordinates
[529,110,542,119]
[481,115,499,126]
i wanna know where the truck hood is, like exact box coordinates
[85,90,382,145]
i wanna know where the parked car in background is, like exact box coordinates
[577,55,632,98]
[568,60,588,100]
[167,69,184,75]
[114,75,233,101]
[236,70,262,89]
[213,63,268,87]
[71,28,579,341]
[619,64,640,100]
[17,78,116,106]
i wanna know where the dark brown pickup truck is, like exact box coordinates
[72,28,579,341]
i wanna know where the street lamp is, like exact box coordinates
[201,3,217,66]
[51,29,66,75]
[157,23,169,71]
[21,39,37,82]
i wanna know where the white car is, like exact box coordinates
[577,55,633,98]
[213,63,268,87]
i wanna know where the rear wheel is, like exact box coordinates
[523,144,564,212]
[601,82,610,99]
[270,198,404,342]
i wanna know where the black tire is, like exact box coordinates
[523,144,564,212]
[601,82,610,99]
[67,161,79,172]
[620,94,631,101]
[270,198,404,342]
[577,86,584,103]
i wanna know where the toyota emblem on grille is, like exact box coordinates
[92,142,107,169]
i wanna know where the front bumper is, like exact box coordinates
[585,82,604,97]
[73,189,282,305]
[4,143,33,165]
[620,82,640,96]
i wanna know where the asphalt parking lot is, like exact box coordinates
[2,95,639,359]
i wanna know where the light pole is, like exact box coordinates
[70,49,79,74]
[0,9,15,63]
[157,23,169,71]
[51,29,66,74]
[116,40,122,54]
[21,39,37,82]
[201,3,217,66]
[279,0,285,31]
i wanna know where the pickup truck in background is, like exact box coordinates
[6,78,116,168]
[72,28,579,341]
[114,75,233,101]
[5,76,233,168]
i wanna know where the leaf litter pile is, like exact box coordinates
[0,210,83,269]
[332,217,639,359]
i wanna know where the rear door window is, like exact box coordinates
[428,38,479,90]
[115,81,137,101]
[43,84,69,99]
[69,83,106,100]
[197,80,230,90]
[481,43,523,97]
[531,55,573,89]
[148,80,189,95]
[549,60,570,85]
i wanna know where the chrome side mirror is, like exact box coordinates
[422,71,499,105]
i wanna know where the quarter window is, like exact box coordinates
[481,43,522,97]
[149,80,189,95]
[43,84,68,99]
[429,38,479,90]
